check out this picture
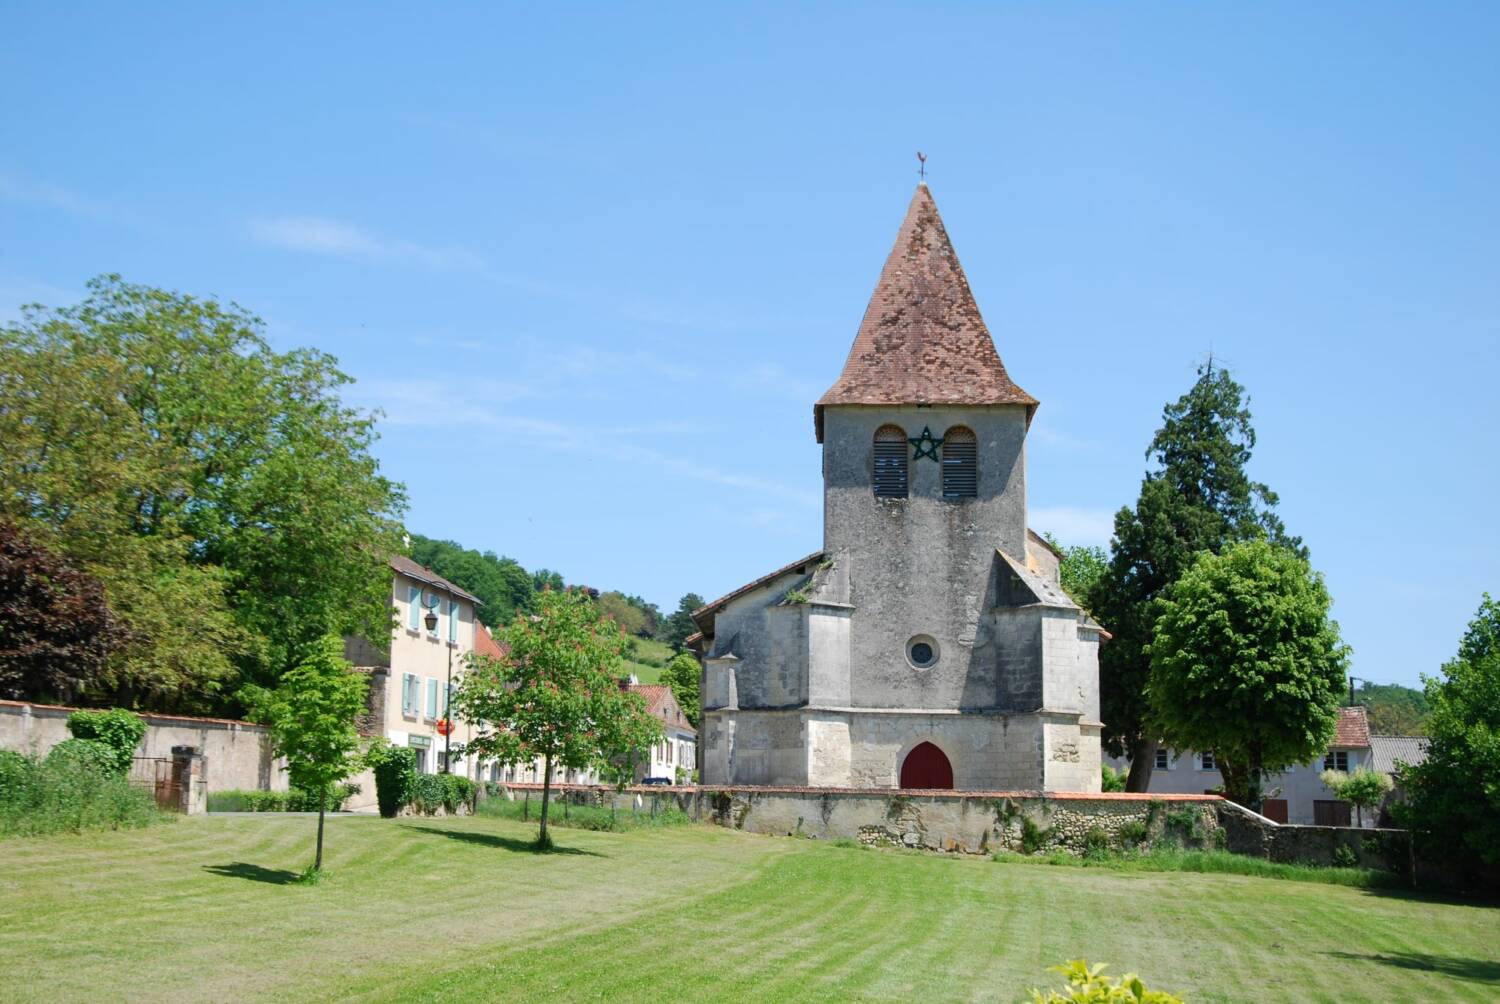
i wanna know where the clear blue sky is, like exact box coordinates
[3,5,1496,689]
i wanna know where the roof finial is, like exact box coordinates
[916,151,927,182]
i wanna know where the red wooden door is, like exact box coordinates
[900,742,953,789]
[1261,799,1288,824]
[1314,800,1352,827]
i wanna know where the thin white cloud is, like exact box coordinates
[247,215,482,269]
[1030,506,1117,548]
[0,171,152,228]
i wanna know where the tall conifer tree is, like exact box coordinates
[1088,361,1301,790]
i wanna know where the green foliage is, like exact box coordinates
[1020,817,1051,855]
[783,587,810,605]
[1396,594,1500,876]
[1149,540,1348,806]
[454,588,665,845]
[1331,843,1358,869]
[1117,820,1148,848]
[1355,680,1430,736]
[477,796,691,832]
[366,741,418,819]
[662,652,701,727]
[65,709,146,776]
[1082,827,1112,861]
[0,751,165,837]
[1027,960,1184,1004]
[1319,768,1392,827]
[45,738,118,776]
[408,534,536,629]
[206,784,360,813]
[0,277,408,712]
[404,773,479,816]
[1086,363,1300,784]
[1099,765,1126,792]
[991,847,1402,889]
[0,521,123,702]
[1162,808,1205,846]
[662,593,705,652]
[1043,532,1108,609]
[242,635,368,869]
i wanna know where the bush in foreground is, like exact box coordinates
[1027,959,1183,1003]
[366,741,417,818]
[206,784,360,813]
[65,709,147,776]
[0,752,165,837]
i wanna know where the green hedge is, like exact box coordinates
[366,742,417,818]
[206,783,360,813]
[410,773,475,815]
[65,709,146,777]
[0,751,165,837]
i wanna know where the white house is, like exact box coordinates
[628,683,697,783]
[1107,706,1377,826]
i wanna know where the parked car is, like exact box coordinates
[640,776,673,786]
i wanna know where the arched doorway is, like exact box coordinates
[899,741,953,789]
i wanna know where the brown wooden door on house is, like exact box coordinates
[1261,799,1288,824]
[1314,800,1351,827]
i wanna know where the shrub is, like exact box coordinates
[65,709,146,776]
[1027,959,1183,1003]
[477,796,692,832]
[1083,827,1112,860]
[46,738,118,776]
[1332,843,1358,869]
[438,774,475,813]
[410,773,446,815]
[207,784,360,813]
[1100,765,1126,793]
[1163,808,1205,847]
[366,742,417,818]
[1020,817,1051,855]
[0,752,165,837]
[1117,820,1148,848]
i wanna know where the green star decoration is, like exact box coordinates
[909,426,943,462]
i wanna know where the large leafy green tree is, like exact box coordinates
[1042,532,1107,608]
[408,534,535,628]
[0,522,123,703]
[1148,540,1348,808]
[0,277,406,710]
[1087,362,1300,790]
[1356,681,1430,736]
[453,588,663,848]
[243,636,369,874]
[1396,595,1500,881]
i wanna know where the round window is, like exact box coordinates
[906,635,939,669]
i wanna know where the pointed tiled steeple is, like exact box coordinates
[814,184,1036,441]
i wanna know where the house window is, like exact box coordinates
[425,678,439,720]
[407,586,422,631]
[1199,751,1216,770]
[1324,750,1349,772]
[941,426,978,499]
[873,425,909,498]
[1155,748,1170,770]
[402,673,419,716]
[666,741,673,765]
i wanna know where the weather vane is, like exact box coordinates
[917,151,927,181]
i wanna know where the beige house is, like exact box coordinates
[627,683,697,783]
[344,556,486,810]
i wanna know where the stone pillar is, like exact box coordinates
[171,745,207,815]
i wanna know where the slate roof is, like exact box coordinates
[1370,735,1429,774]
[814,183,1037,442]
[389,555,482,605]
[1333,706,1372,748]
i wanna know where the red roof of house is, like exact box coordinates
[628,683,696,736]
[691,551,824,637]
[814,184,1037,441]
[473,621,504,659]
[1334,706,1371,748]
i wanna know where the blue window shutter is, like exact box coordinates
[401,674,414,714]
[408,586,421,631]
[426,678,438,719]
[448,599,459,643]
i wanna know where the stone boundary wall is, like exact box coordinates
[0,699,287,793]
[1217,798,1411,873]
[494,783,1224,855]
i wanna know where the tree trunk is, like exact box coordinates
[314,785,327,872]
[538,753,552,848]
[1125,737,1158,792]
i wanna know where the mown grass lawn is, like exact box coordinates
[2,814,1497,1003]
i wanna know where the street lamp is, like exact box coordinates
[422,592,455,774]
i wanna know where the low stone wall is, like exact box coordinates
[1218,799,1411,872]
[0,699,287,793]
[496,783,1224,855]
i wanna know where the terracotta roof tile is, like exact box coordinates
[690,551,824,637]
[814,184,1037,441]
[1334,706,1371,748]
[389,555,482,605]
[473,621,505,659]
[627,683,697,736]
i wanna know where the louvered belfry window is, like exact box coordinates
[872,424,909,498]
[942,426,978,499]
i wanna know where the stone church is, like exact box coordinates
[689,183,1106,792]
